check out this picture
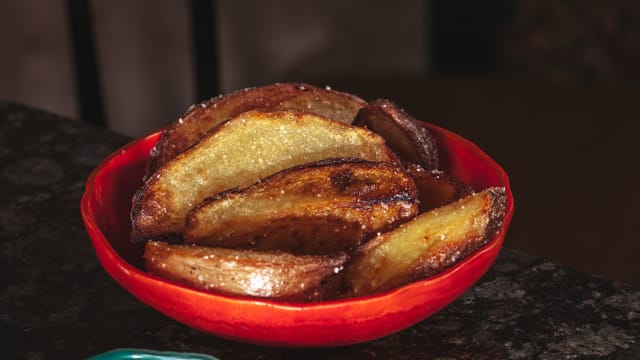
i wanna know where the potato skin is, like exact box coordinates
[354,99,439,170]
[147,82,367,175]
[183,159,419,254]
[144,241,347,301]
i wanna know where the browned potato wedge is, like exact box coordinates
[335,187,506,298]
[131,110,398,243]
[184,159,418,254]
[406,165,474,213]
[148,82,367,174]
[145,241,347,301]
[354,99,439,170]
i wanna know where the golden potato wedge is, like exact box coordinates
[335,187,506,298]
[354,99,439,170]
[144,241,347,301]
[184,159,418,254]
[147,82,367,174]
[131,110,398,242]
[406,164,474,213]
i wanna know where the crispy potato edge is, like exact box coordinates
[147,82,368,176]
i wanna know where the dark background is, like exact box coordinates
[2,0,639,286]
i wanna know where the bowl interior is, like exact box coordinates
[85,132,158,269]
[81,122,513,347]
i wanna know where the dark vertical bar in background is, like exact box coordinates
[67,0,105,126]
[191,0,219,102]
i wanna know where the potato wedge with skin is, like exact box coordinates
[144,241,347,301]
[406,164,474,213]
[131,110,399,243]
[147,82,367,174]
[336,187,506,299]
[354,99,439,170]
[184,159,418,254]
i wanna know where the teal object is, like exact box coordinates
[87,348,220,360]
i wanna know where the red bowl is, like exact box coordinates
[81,122,514,347]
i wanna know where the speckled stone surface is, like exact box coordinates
[1,102,638,359]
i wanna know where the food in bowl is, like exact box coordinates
[132,110,398,243]
[183,159,419,254]
[144,240,348,302]
[353,98,439,170]
[130,82,507,302]
[81,99,513,346]
[335,187,506,298]
[147,82,367,174]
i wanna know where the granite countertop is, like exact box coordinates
[0,102,638,359]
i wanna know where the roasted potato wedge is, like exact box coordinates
[131,110,398,242]
[184,159,418,254]
[148,82,367,174]
[354,99,439,170]
[406,165,474,213]
[334,187,506,298]
[145,241,347,301]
